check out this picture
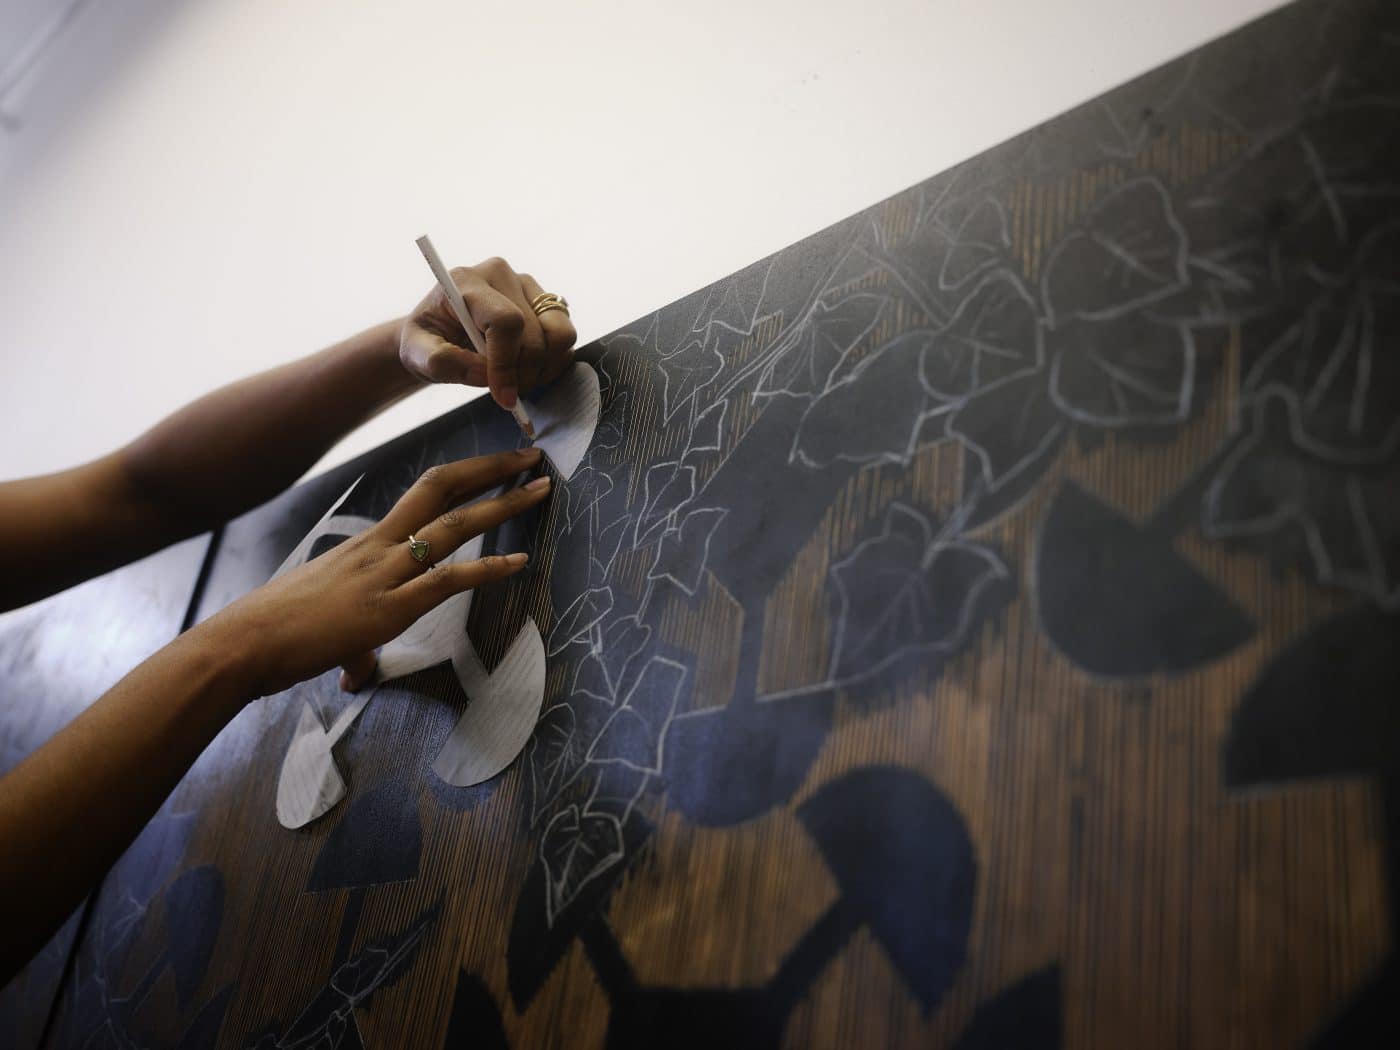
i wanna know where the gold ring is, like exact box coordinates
[529,292,569,317]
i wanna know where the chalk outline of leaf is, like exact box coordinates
[632,460,697,550]
[920,269,1043,401]
[646,506,729,596]
[597,614,653,698]
[1040,176,1190,327]
[585,656,687,775]
[683,398,728,460]
[546,586,614,657]
[827,502,1011,688]
[946,372,1068,493]
[937,197,1012,291]
[1202,396,1400,608]
[528,704,579,824]
[791,328,947,470]
[540,805,626,927]
[560,466,615,535]
[755,290,890,400]
[1239,274,1400,464]
[1047,317,1197,427]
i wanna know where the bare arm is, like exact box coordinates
[0,450,552,984]
[0,257,577,612]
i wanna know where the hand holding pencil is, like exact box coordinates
[399,238,578,435]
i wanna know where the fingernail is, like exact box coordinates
[525,476,551,491]
[507,552,529,566]
[499,388,519,408]
[517,446,541,458]
[339,670,356,693]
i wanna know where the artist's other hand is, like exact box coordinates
[399,256,578,411]
[198,448,551,700]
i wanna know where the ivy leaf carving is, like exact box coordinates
[947,373,1066,491]
[938,197,1012,290]
[647,508,728,595]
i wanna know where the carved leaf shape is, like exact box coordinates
[1048,315,1195,427]
[921,271,1041,400]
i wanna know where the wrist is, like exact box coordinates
[179,612,265,712]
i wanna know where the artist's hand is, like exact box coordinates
[399,257,578,411]
[200,448,551,700]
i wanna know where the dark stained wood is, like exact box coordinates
[26,0,1400,1045]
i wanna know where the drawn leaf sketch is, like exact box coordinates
[585,657,686,774]
[1048,315,1196,427]
[938,197,1012,290]
[757,292,888,400]
[920,271,1041,400]
[946,373,1066,492]
[547,587,614,657]
[792,331,942,468]
[1203,397,1400,607]
[1041,177,1189,325]
[659,327,726,423]
[541,807,626,926]
[827,503,1012,686]
[647,508,729,596]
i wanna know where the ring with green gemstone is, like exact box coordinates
[408,535,430,563]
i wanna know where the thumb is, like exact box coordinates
[338,650,379,693]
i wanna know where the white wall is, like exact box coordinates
[0,0,1284,484]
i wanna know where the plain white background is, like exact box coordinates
[0,0,1284,483]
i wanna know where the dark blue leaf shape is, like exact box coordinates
[797,766,976,1015]
[1037,481,1254,676]
[791,331,940,468]
[601,616,653,699]
[164,865,225,1011]
[176,984,234,1050]
[1203,397,1400,607]
[507,812,652,1011]
[954,966,1062,1049]
[529,703,582,823]
[1224,604,1400,789]
[443,971,508,1050]
[828,503,1013,688]
[947,373,1066,494]
[921,271,1041,400]
[1047,317,1195,428]
[1041,177,1188,326]
[587,658,687,774]
[663,691,835,827]
[307,781,422,892]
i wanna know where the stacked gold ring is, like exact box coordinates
[530,292,569,317]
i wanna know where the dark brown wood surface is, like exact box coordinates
[22,0,1400,1045]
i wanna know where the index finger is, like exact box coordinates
[377,447,543,540]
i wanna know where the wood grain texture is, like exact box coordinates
[27,0,1400,1045]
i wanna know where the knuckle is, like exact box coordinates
[479,256,511,278]
[437,508,464,530]
[418,464,447,488]
[427,562,455,588]
[518,272,534,284]
[491,305,525,335]
[449,266,472,283]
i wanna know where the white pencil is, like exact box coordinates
[415,234,535,439]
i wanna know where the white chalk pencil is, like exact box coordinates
[415,234,535,439]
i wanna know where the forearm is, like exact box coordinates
[121,318,420,535]
[0,619,251,984]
